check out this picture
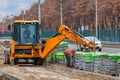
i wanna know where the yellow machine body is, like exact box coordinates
[8,20,95,65]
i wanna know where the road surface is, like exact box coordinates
[69,44,120,54]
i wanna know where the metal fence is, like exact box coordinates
[0,29,120,42]
[78,29,120,42]
[0,32,12,37]
[41,30,57,38]
[41,29,120,42]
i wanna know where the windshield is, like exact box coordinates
[14,23,39,45]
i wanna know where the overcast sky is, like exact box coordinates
[0,0,45,21]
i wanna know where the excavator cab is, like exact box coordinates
[13,20,39,45]
[4,20,45,65]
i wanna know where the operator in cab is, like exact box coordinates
[64,48,76,68]
[23,27,30,39]
[23,27,31,43]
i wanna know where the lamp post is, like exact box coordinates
[38,0,41,24]
[48,9,74,22]
[2,22,4,34]
[95,0,111,38]
[38,0,42,43]
[10,15,14,32]
[2,18,5,34]
[95,0,98,38]
[59,0,63,25]
[21,9,25,20]
[81,0,111,38]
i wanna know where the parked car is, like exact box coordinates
[80,36,102,51]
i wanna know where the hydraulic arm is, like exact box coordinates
[40,25,96,58]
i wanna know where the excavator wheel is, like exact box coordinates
[6,55,10,64]
[33,58,44,65]
[14,58,19,65]
[33,58,37,65]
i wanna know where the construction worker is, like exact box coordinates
[64,48,76,68]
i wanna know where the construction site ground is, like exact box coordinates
[0,58,119,80]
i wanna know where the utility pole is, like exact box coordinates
[38,0,42,43]
[59,0,63,25]
[2,22,4,34]
[2,18,5,34]
[95,0,98,38]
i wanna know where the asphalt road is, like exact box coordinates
[69,44,120,54]
[102,47,120,54]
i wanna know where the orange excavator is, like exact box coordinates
[4,20,95,65]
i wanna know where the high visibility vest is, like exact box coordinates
[64,49,75,57]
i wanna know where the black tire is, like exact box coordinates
[14,58,19,65]
[6,55,10,64]
[33,58,37,65]
[33,58,44,65]
[98,48,102,51]
[37,58,44,65]
[80,47,84,51]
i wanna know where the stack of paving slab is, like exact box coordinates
[97,53,120,75]
[53,41,69,53]
[74,52,84,69]
[100,56,117,74]
[94,52,120,75]
[49,43,120,75]
[74,52,94,71]
[117,60,120,74]
[53,52,66,63]
[49,41,68,63]
[74,52,120,75]
[94,53,108,73]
